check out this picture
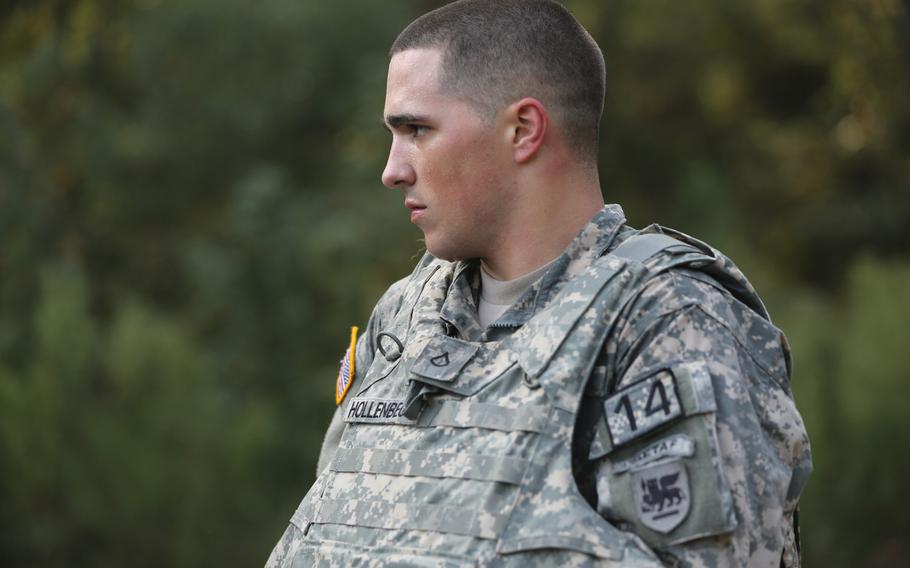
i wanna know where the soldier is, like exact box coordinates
[267,0,811,566]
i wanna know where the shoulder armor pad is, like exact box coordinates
[615,225,770,322]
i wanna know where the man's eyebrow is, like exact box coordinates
[383,113,428,129]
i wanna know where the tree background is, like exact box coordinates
[0,0,907,566]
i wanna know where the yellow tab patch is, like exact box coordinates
[336,326,359,405]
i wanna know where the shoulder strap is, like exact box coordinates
[608,232,705,265]
[506,230,710,384]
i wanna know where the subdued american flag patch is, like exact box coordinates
[336,326,359,405]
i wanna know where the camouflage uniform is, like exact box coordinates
[267,204,811,567]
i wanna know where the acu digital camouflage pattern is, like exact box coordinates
[266,205,812,567]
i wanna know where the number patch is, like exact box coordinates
[605,370,682,447]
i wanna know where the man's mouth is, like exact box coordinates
[405,199,426,222]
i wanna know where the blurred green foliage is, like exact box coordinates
[0,0,907,566]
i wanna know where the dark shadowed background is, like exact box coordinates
[1,0,908,566]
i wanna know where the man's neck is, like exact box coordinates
[480,179,604,280]
[477,257,558,328]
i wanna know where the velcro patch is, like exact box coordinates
[411,335,479,383]
[633,461,691,533]
[335,326,359,405]
[605,369,682,447]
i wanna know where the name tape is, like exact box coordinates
[612,434,695,474]
[344,397,416,425]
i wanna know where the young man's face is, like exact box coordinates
[382,48,513,261]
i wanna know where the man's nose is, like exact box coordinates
[381,141,416,189]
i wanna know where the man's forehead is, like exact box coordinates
[384,48,446,119]
[388,47,444,81]
[386,48,444,100]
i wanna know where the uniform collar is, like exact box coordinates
[439,204,628,341]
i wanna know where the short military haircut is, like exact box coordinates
[391,0,606,162]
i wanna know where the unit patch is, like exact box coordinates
[344,397,416,425]
[633,461,690,533]
[612,434,695,474]
[335,326,359,405]
[605,369,682,447]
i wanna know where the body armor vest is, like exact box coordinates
[274,229,770,567]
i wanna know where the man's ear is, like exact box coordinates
[507,98,548,164]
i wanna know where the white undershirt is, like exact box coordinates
[478,258,558,328]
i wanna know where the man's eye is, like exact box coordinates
[408,124,428,137]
